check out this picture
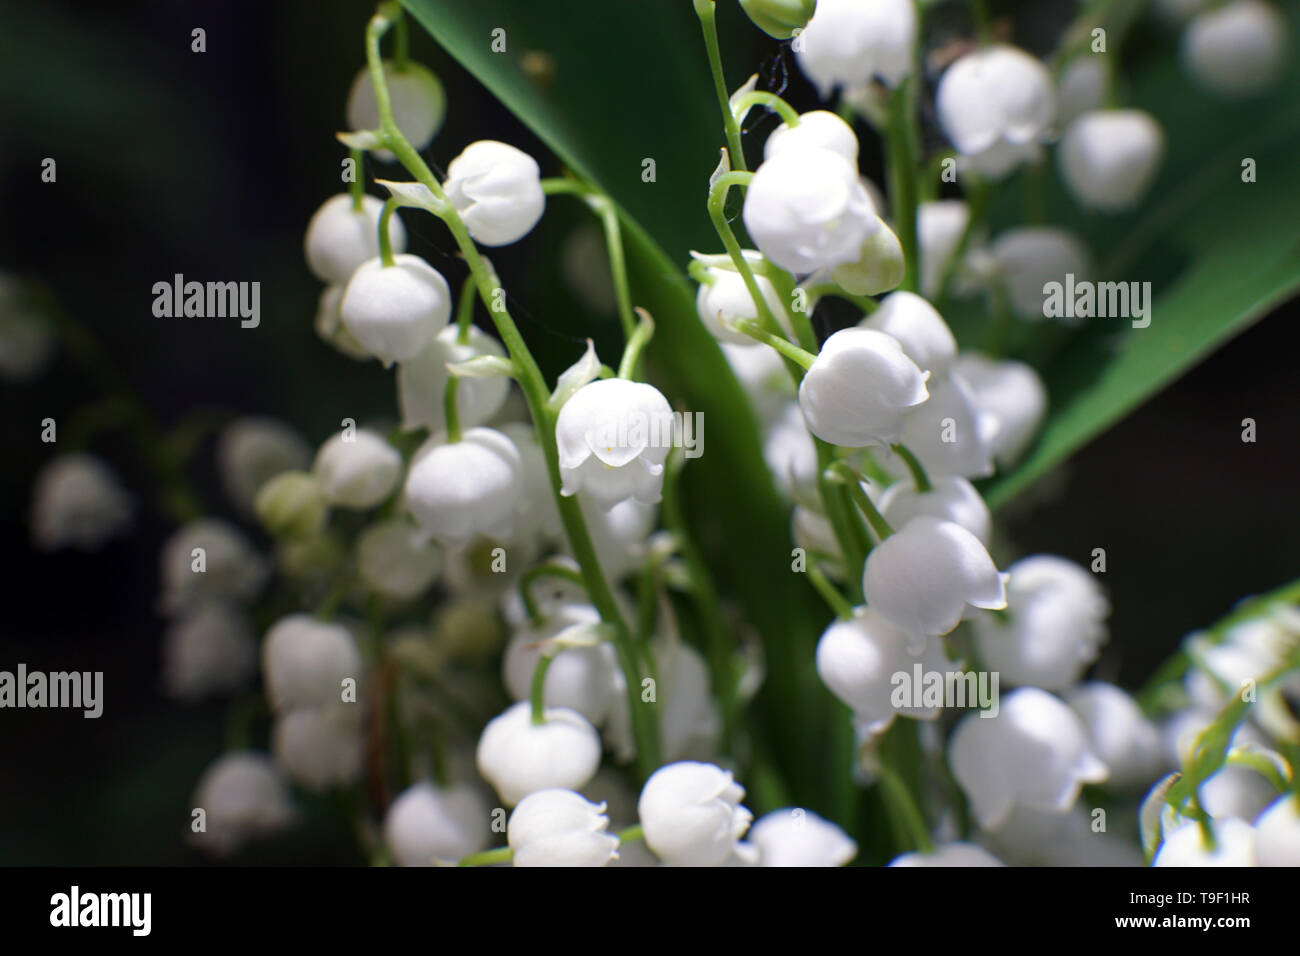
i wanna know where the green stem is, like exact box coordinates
[970,0,994,44]
[377,197,399,267]
[830,461,894,541]
[458,846,514,867]
[808,564,854,621]
[365,4,660,779]
[617,309,654,379]
[455,274,476,344]
[349,149,365,212]
[695,0,747,172]
[733,320,814,369]
[731,90,801,129]
[878,763,934,853]
[442,376,461,443]
[529,653,556,725]
[392,8,409,71]
[616,823,644,844]
[887,79,921,295]
[890,443,932,493]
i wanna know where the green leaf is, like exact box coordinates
[398,0,832,803]
[980,18,1300,507]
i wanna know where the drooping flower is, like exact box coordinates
[916,199,972,301]
[476,702,603,805]
[188,752,295,856]
[1154,818,1257,867]
[404,427,523,548]
[216,416,312,514]
[763,110,859,164]
[30,453,134,553]
[383,781,491,866]
[794,0,917,95]
[749,808,858,867]
[272,704,364,792]
[1254,793,1300,867]
[357,518,443,600]
[313,428,403,509]
[1059,109,1165,212]
[396,324,509,433]
[877,475,992,544]
[159,519,267,612]
[694,250,790,345]
[303,194,407,285]
[507,789,620,867]
[987,227,1092,321]
[444,140,546,246]
[952,353,1047,469]
[556,378,673,509]
[162,602,258,702]
[346,60,446,160]
[637,761,753,866]
[1065,682,1164,789]
[860,291,958,380]
[261,614,362,712]
[340,254,452,365]
[1183,0,1289,98]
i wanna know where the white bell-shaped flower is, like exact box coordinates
[404,427,523,548]
[313,428,402,509]
[272,704,363,792]
[499,422,564,548]
[383,781,491,865]
[743,147,881,275]
[1056,56,1108,125]
[792,505,841,562]
[937,45,1056,180]
[860,291,958,380]
[216,416,311,514]
[864,516,1006,638]
[720,342,794,426]
[749,808,857,867]
[877,475,992,544]
[816,607,958,730]
[763,110,859,164]
[397,324,509,433]
[917,200,972,300]
[831,220,906,296]
[1059,109,1165,212]
[579,495,657,580]
[503,605,618,725]
[890,372,995,479]
[952,353,1047,468]
[603,636,721,765]
[985,803,1143,866]
[798,328,929,448]
[188,752,295,856]
[162,602,258,701]
[1154,818,1257,866]
[444,140,546,246]
[949,687,1109,830]
[357,518,442,600]
[989,227,1092,321]
[694,251,790,345]
[637,761,753,867]
[159,518,267,613]
[30,453,134,553]
[303,194,408,285]
[556,378,673,509]
[314,284,371,361]
[1255,794,1300,867]
[1183,0,1288,98]
[476,702,602,805]
[261,613,362,712]
[507,788,620,867]
[347,60,446,159]
[794,0,917,95]
[1065,682,1164,789]
[972,555,1108,691]
[340,254,452,365]
[888,842,1005,866]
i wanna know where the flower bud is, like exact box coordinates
[743,147,880,274]
[949,687,1109,830]
[749,807,857,866]
[313,428,402,509]
[1057,56,1108,125]
[162,602,258,701]
[254,471,329,538]
[188,752,295,856]
[798,328,929,448]
[952,353,1047,468]
[860,291,957,380]
[303,194,408,285]
[404,427,523,548]
[1060,109,1165,212]
[384,781,491,865]
[30,453,134,553]
[937,46,1055,180]
[694,251,790,346]
[507,788,620,867]
[794,0,916,94]
[763,110,858,164]
[1183,0,1288,98]
[877,475,991,544]
[740,0,817,40]
[637,761,753,867]
[1154,818,1257,866]
[444,140,546,246]
[397,324,509,433]
[831,220,905,296]
[347,60,446,160]
[159,519,267,613]
[890,372,994,479]
[863,516,1006,638]
[216,416,312,513]
[476,702,603,805]
[261,613,362,712]
[357,518,442,600]
[556,378,673,509]
[579,495,657,580]
[340,254,452,365]
[972,555,1108,691]
[272,705,364,792]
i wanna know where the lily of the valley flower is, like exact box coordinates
[340,253,452,365]
[1254,793,1300,867]
[444,140,546,246]
[876,475,992,544]
[798,328,929,448]
[347,60,446,160]
[888,842,1005,867]
[1066,682,1164,789]
[357,518,443,600]
[694,250,790,345]
[860,291,958,380]
[476,702,603,805]
[763,110,859,164]
[313,428,403,509]
[272,704,364,792]
[384,781,490,866]
[988,227,1093,322]
[749,808,858,867]
[404,427,523,548]
[261,614,362,712]
[637,761,753,866]
[30,453,134,553]
[949,687,1109,830]
[1183,0,1289,98]
[303,194,407,285]
[952,353,1047,468]
[397,324,509,433]
[188,753,295,857]
[1154,818,1257,867]
[1059,109,1165,212]
[794,0,917,95]
[507,788,620,867]
[556,378,673,509]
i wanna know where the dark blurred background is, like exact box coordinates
[0,0,1296,864]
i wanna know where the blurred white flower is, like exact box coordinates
[1056,56,1108,125]
[749,808,857,866]
[313,428,402,509]
[162,602,258,701]
[272,704,364,792]
[1154,818,1257,866]
[30,453,133,552]
[953,353,1047,468]
[357,518,442,600]
[1254,793,1300,867]
[794,0,917,95]
[397,324,509,433]
[303,194,407,285]
[1183,0,1289,98]
[877,475,992,544]
[1066,682,1164,789]
[216,416,311,513]
[1059,109,1165,212]
[189,752,295,856]
[347,60,445,160]
[888,842,1005,867]
[405,427,522,547]
[384,781,491,865]
[916,200,971,301]
[989,227,1092,321]
[159,518,266,613]
[261,613,362,712]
